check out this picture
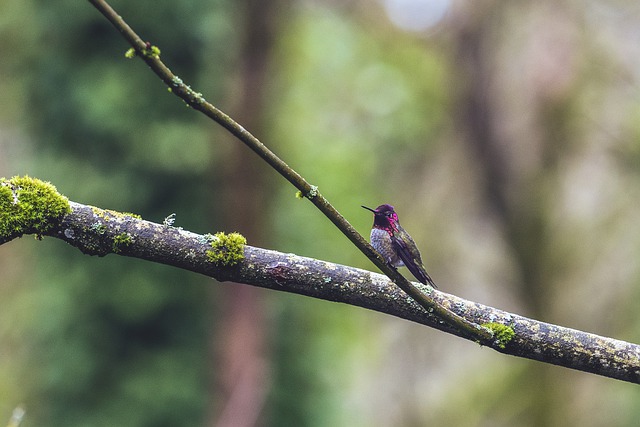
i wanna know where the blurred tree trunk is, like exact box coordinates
[453,2,580,425]
[206,1,288,426]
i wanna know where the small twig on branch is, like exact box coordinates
[86,0,492,342]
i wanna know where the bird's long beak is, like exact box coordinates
[361,205,376,213]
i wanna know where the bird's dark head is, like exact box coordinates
[361,204,399,229]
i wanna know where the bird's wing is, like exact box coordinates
[391,233,438,289]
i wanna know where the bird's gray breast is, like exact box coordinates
[370,228,404,267]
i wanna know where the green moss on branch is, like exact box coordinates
[206,232,246,266]
[0,176,71,240]
[112,232,133,253]
[482,322,516,349]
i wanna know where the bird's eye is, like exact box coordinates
[386,212,392,217]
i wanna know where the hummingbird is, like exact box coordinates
[362,204,437,289]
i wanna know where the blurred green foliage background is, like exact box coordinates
[2,0,640,426]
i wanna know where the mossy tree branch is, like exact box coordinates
[1,189,639,384]
[86,0,492,342]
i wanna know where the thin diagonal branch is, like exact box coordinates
[86,0,492,342]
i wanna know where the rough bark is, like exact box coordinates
[6,200,636,384]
